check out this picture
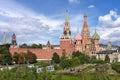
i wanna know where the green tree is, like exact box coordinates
[37,68,52,80]
[105,55,110,63]
[20,43,28,48]
[0,45,12,65]
[90,56,97,63]
[52,52,60,64]
[31,44,38,48]
[78,53,90,64]
[112,62,120,73]
[13,52,19,64]
[60,50,68,69]
[72,51,81,57]
[26,51,37,64]
[18,52,26,64]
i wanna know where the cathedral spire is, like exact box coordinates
[84,13,87,21]
[83,13,88,28]
[3,32,6,45]
[64,10,69,26]
[82,13,90,39]
[46,40,51,48]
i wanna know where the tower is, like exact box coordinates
[81,14,90,53]
[10,33,17,48]
[60,10,74,54]
[3,32,6,45]
[74,28,82,52]
[92,30,100,52]
[107,40,112,50]
[46,40,52,49]
[62,10,71,38]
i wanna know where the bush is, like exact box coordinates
[112,62,120,73]
[52,52,60,64]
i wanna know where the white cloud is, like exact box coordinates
[97,10,120,45]
[0,0,63,44]
[0,0,86,45]
[68,0,80,4]
[88,5,95,8]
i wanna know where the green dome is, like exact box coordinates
[92,30,100,40]
[86,42,90,45]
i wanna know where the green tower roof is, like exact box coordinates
[3,32,6,45]
[92,30,100,40]
[107,40,112,49]
[64,10,69,25]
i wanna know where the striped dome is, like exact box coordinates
[92,31,100,40]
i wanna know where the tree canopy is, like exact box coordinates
[0,45,12,65]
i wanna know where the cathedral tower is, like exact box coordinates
[10,33,17,48]
[46,40,52,49]
[92,30,100,52]
[60,10,74,54]
[74,28,82,52]
[81,14,90,53]
[107,40,112,50]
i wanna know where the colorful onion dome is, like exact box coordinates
[92,30,100,40]
[75,33,82,40]
[86,42,90,45]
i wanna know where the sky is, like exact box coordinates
[0,0,120,46]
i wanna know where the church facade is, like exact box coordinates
[9,11,100,60]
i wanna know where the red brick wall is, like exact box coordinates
[60,39,74,54]
[9,48,64,60]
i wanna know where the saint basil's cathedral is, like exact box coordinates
[9,11,100,60]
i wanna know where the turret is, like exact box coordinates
[74,28,82,52]
[10,33,17,48]
[60,10,74,54]
[46,40,52,49]
[81,13,90,40]
[92,30,100,52]
[81,14,91,52]
[61,10,72,39]
[107,40,112,50]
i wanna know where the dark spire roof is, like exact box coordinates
[13,33,16,36]
[47,40,51,46]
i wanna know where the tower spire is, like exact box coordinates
[83,13,88,28]
[3,32,6,45]
[77,27,79,33]
[82,13,90,39]
[84,13,87,21]
[65,10,69,26]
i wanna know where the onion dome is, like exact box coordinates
[86,42,90,45]
[75,33,82,40]
[75,28,82,40]
[92,30,100,40]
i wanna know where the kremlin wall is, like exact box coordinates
[9,11,116,60]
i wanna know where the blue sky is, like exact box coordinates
[0,0,120,46]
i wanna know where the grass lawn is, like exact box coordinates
[61,75,81,80]
[52,74,120,80]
